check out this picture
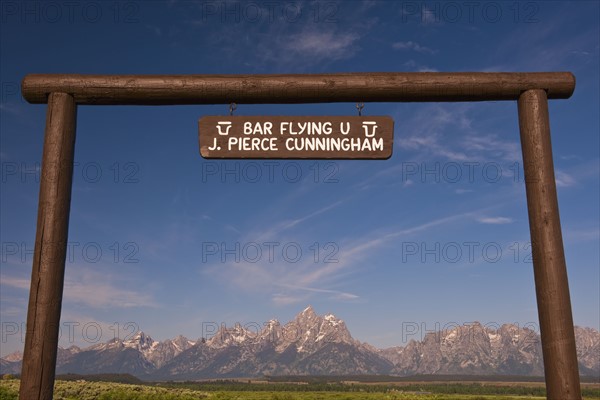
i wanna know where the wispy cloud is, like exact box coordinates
[0,276,30,290]
[247,26,363,70]
[1,267,157,309]
[477,217,513,225]
[247,201,344,244]
[0,103,25,117]
[395,104,521,163]
[273,284,359,306]
[272,293,311,306]
[402,60,439,72]
[280,201,343,231]
[183,4,372,71]
[417,66,439,72]
[486,10,599,71]
[455,189,474,194]
[0,305,24,318]
[396,104,472,162]
[285,30,360,60]
[421,8,438,25]
[555,158,599,189]
[563,227,600,243]
[64,269,158,309]
[296,211,476,288]
[392,41,437,54]
[204,208,484,306]
[555,170,576,187]
[463,134,521,162]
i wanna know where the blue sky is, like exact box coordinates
[1,1,598,356]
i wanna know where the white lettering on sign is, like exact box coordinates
[228,137,278,151]
[199,116,394,159]
[284,137,383,152]
[243,121,273,135]
[280,121,333,135]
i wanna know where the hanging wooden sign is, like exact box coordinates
[198,116,394,159]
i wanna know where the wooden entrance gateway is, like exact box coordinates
[18,72,581,400]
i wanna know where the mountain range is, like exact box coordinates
[1,306,598,380]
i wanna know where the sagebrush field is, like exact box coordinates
[1,378,599,400]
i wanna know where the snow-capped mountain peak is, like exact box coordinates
[123,331,157,352]
[324,313,343,327]
[207,324,253,348]
[1,308,598,381]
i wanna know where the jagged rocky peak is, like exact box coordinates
[207,323,253,348]
[3,307,598,380]
[124,331,155,351]
[259,319,283,343]
[302,305,315,313]
[574,326,600,374]
[2,351,23,362]
[296,305,319,322]
[294,306,343,326]
[169,335,195,348]
[321,313,352,341]
[265,319,281,329]
[323,313,345,328]
[279,306,354,353]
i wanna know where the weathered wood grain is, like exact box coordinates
[22,72,575,104]
[19,93,77,400]
[518,89,581,400]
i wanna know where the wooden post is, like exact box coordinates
[518,89,581,400]
[19,93,77,400]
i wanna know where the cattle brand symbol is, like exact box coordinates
[216,121,232,136]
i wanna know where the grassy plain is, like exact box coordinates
[1,378,599,400]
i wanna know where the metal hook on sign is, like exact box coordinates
[229,102,237,116]
[356,102,364,116]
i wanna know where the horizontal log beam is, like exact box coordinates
[21,72,575,105]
